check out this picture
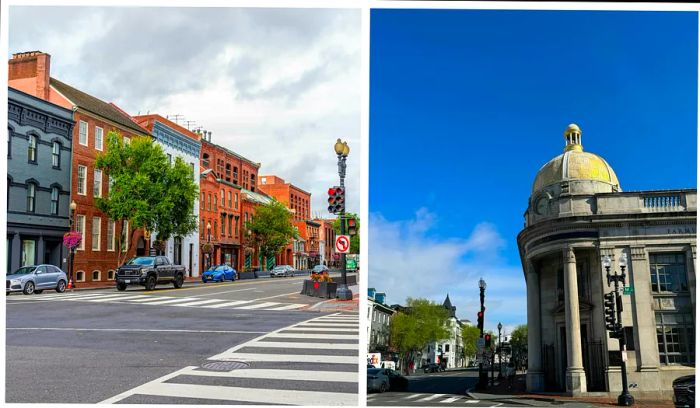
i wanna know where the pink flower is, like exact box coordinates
[63,231,82,249]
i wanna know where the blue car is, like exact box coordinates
[202,265,237,283]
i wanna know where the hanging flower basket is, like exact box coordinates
[244,246,255,254]
[202,242,214,254]
[63,231,82,250]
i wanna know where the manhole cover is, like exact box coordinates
[200,361,250,371]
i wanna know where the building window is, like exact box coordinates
[77,165,87,195]
[50,187,59,215]
[76,271,85,282]
[123,136,130,146]
[28,134,37,163]
[79,121,88,146]
[108,175,114,196]
[208,193,212,211]
[21,239,36,266]
[251,174,256,192]
[201,192,205,208]
[76,215,85,250]
[657,312,694,365]
[221,214,226,237]
[167,153,172,165]
[95,126,104,151]
[234,192,239,209]
[108,270,115,280]
[214,221,217,237]
[229,216,233,238]
[92,270,101,281]
[228,191,232,208]
[214,194,218,210]
[26,182,36,212]
[121,221,129,252]
[52,141,61,168]
[93,169,102,198]
[107,219,115,251]
[92,217,101,251]
[650,253,688,293]
[221,189,225,206]
[203,153,210,168]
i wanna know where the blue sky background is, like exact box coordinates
[369,9,697,334]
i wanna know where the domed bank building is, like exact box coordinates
[517,124,696,398]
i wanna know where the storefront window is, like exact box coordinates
[21,239,36,266]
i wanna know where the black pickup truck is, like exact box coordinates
[116,256,186,291]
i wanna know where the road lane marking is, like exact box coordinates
[211,352,358,364]
[404,394,423,399]
[417,394,446,402]
[285,327,358,332]
[87,295,149,302]
[248,290,302,301]
[172,299,226,307]
[194,287,256,297]
[465,401,479,404]
[7,327,267,334]
[245,341,358,350]
[264,304,306,311]
[268,333,356,339]
[295,322,357,327]
[201,300,255,308]
[181,367,358,382]
[136,297,200,305]
[234,302,281,310]
[126,296,176,302]
[441,396,462,403]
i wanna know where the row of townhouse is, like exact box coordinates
[7,50,337,283]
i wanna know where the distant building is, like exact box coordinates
[518,124,696,398]
[314,218,337,267]
[368,288,395,356]
[423,294,466,369]
[7,87,74,271]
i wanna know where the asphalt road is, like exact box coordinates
[6,275,358,404]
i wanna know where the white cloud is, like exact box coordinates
[8,7,360,215]
[368,209,528,331]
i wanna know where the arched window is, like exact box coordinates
[92,270,101,281]
[76,271,85,282]
[26,182,36,212]
[202,153,210,168]
[28,134,37,163]
[50,186,59,215]
[52,141,61,168]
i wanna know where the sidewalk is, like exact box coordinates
[467,374,674,407]
[306,285,359,313]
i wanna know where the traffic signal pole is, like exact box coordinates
[477,283,488,390]
[332,139,352,301]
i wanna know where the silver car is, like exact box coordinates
[270,265,295,278]
[6,264,68,295]
[367,368,390,393]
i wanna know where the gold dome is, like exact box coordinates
[532,124,621,194]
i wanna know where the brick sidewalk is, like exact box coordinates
[307,291,359,313]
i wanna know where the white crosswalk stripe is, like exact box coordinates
[9,292,308,312]
[100,312,359,405]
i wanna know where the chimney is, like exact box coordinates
[9,51,51,100]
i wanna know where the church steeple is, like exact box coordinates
[443,293,456,318]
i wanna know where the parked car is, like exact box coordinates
[385,369,408,391]
[202,265,237,283]
[116,256,186,291]
[310,265,329,276]
[423,363,445,373]
[367,368,390,393]
[270,265,295,278]
[6,265,67,295]
[673,375,694,408]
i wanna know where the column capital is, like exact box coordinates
[599,247,615,261]
[630,246,646,261]
[563,246,576,263]
[690,245,696,260]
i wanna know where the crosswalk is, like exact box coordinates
[368,392,480,405]
[7,291,308,312]
[99,313,359,405]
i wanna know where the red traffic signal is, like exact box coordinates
[347,217,357,236]
[328,186,345,214]
[485,333,492,348]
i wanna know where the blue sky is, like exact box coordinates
[369,9,697,334]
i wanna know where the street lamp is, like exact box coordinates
[68,200,77,290]
[604,253,635,407]
[478,277,488,390]
[334,138,352,301]
[497,322,503,380]
[206,222,212,270]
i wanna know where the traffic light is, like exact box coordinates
[347,217,357,236]
[327,186,345,214]
[484,334,492,349]
[604,291,617,332]
[477,311,484,331]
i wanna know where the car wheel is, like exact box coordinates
[23,281,35,295]
[56,280,66,293]
[34,290,44,294]
[144,275,156,291]
[173,274,184,289]
[117,282,127,291]
[379,382,387,393]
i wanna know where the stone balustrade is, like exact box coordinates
[596,189,696,215]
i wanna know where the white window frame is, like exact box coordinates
[93,169,102,198]
[76,271,86,282]
[92,217,101,251]
[107,270,116,280]
[77,165,87,195]
[92,270,101,282]
[95,126,104,151]
[52,141,60,167]
[50,186,59,215]
[76,215,85,251]
[79,121,88,146]
[107,219,115,251]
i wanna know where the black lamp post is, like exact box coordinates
[478,278,488,390]
[497,322,503,380]
[68,200,77,291]
[206,222,212,270]
[334,138,352,301]
[604,254,635,407]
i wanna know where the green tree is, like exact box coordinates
[333,212,359,253]
[245,199,297,270]
[95,132,198,267]
[509,324,528,369]
[390,298,450,374]
[461,324,481,361]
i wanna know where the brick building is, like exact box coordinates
[199,133,260,272]
[315,218,338,267]
[258,175,313,269]
[9,51,149,285]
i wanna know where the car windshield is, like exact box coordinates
[312,266,326,272]
[127,257,155,265]
[215,266,228,271]
[9,266,35,275]
[272,266,285,271]
[367,368,382,375]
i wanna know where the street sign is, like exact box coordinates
[346,258,357,271]
[477,337,485,349]
[335,235,350,254]
[623,286,634,295]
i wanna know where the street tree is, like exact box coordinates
[509,324,528,369]
[461,324,481,362]
[389,298,450,374]
[95,132,198,267]
[245,199,297,270]
[333,213,359,253]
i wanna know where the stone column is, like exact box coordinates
[37,235,45,265]
[11,233,21,271]
[526,260,545,391]
[688,245,696,323]
[563,246,587,394]
[629,246,659,372]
